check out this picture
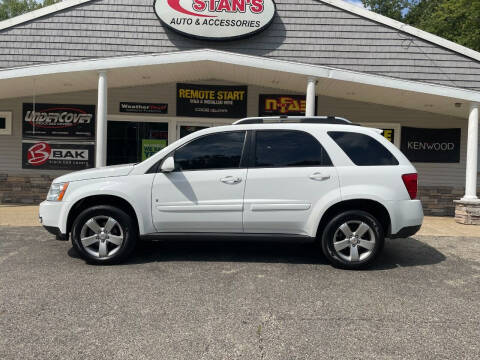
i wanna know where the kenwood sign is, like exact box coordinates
[154,0,276,40]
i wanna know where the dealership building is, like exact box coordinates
[0,0,479,221]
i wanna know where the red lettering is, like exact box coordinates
[217,0,231,11]
[232,0,246,12]
[208,0,216,11]
[192,0,206,11]
[250,0,263,13]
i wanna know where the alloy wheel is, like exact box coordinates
[80,216,124,259]
[332,220,376,262]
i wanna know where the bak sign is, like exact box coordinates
[154,0,277,40]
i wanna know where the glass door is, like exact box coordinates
[107,120,168,166]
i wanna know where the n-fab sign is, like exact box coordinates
[154,0,276,40]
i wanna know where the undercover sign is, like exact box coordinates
[401,127,461,163]
[259,94,317,116]
[177,83,247,118]
[154,0,276,40]
[23,103,95,139]
[22,141,94,170]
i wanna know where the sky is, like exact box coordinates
[345,0,366,8]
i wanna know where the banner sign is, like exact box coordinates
[154,0,276,40]
[259,94,317,116]
[381,129,395,144]
[141,139,168,161]
[120,102,168,114]
[177,83,247,118]
[401,127,461,163]
[23,103,95,139]
[22,141,95,170]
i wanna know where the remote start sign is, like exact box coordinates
[22,141,94,170]
[154,0,276,40]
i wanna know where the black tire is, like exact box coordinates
[320,210,384,270]
[71,205,137,265]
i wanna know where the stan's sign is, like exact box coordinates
[154,0,276,40]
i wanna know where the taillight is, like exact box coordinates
[402,173,418,200]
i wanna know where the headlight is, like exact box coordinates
[46,182,69,201]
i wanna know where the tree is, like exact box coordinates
[407,0,480,52]
[361,0,411,21]
[362,0,480,52]
[0,0,60,21]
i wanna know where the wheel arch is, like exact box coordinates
[66,195,141,236]
[316,199,391,238]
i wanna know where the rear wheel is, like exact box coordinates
[71,205,137,265]
[321,210,384,269]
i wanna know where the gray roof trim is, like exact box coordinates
[320,0,480,63]
[0,0,92,30]
[0,49,479,102]
[0,0,479,64]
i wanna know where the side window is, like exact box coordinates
[174,131,246,171]
[254,130,333,168]
[328,131,399,166]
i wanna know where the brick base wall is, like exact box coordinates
[418,186,466,217]
[0,174,54,204]
[0,174,474,217]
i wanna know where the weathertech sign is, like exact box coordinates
[23,103,96,139]
[154,0,276,40]
[22,141,94,170]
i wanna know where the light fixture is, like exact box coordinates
[142,75,151,80]
[454,102,462,108]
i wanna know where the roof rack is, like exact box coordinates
[233,116,353,125]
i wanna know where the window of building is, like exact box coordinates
[328,131,399,166]
[107,121,168,166]
[174,131,246,171]
[254,130,332,167]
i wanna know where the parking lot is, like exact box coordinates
[1,224,479,359]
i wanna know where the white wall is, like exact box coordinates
[0,81,469,188]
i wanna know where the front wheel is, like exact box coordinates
[71,205,137,265]
[321,210,384,270]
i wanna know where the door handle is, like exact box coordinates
[220,176,242,185]
[309,172,331,181]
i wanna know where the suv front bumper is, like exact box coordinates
[39,200,69,240]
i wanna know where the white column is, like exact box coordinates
[463,103,479,201]
[306,78,317,117]
[95,71,108,168]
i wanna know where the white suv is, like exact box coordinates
[39,116,423,269]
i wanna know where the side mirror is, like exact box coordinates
[161,156,175,173]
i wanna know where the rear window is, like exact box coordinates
[328,131,399,166]
[255,130,333,168]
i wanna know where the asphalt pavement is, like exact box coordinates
[1,226,479,359]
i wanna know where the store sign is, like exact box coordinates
[259,94,317,116]
[120,102,168,114]
[23,103,95,139]
[22,141,94,170]
[142,139,167,161]
[154,0,276,40]
[381,129,395,144]
[401,127,461,163]
[177,83,247,118]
